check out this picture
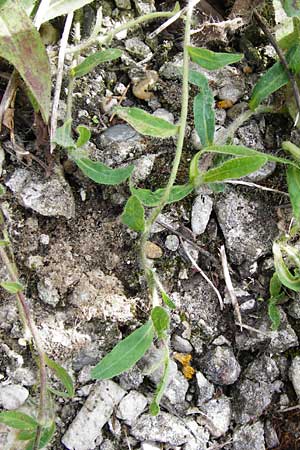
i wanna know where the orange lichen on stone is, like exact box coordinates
[216,99,234,109]
[174,352,195,379]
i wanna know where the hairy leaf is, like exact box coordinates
[75,158,134,185]
[150,351,170,416]
[53,120,76,149]
[192,71,215,146]
[35,0,94,27]
[45,356,74,398]
[114,107,178,138]
[269,272,282,298]
[273,242,300,291]
[131,184,193,207]
[1,281,23,294]
[91,321,154,379]
[187,46,243,70]
[202,155,267,183]
[0,412,38,431]
[76,125,91,148]
[151,306,170,339]
[249,61,289,110]
[268,299,281,331]
[282,140,300,161]
[161,291,176,310]
[121,195,145,232]
[71,48,122,78]
[22,422,56,450]
[0,0,51,121]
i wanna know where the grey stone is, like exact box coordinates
[125,38,152,60]
[191,194,213,235]
[245,355,279,383]
[6,168,75,219]
[182,418,210,450]
[141,442,160,450]
[163,371,189,411]
[115,0,131,9]
[118,366,144,390]
[226,101,248,120]
[37,277,60,307]
[0,384,28,409]
[131,155,155,183]
[172,335,193,353]
[116,390,147,425]
[233,378,277,424]
[215,190,277,269]
[233,422,265,450]
[196,372,215,405]
[198,395,231,437]
[235,307,298,352]
[289,356,300,398]
[287,297,300,319]
[132,0,155,14]
[100,440,115,450]
[130,413,203,446]
[152,108,174,123]
[165,235,179,252]
[264,420,280,449]
[201,346,241,385]
[97,124,145,165]
[244,161,276,182]
[139,345,177,386]
[237,121,265,150]
[62,380,126,450]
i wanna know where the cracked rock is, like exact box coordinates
[289,356,300,398]
[62,380,126,450]
[198,395,232,437]
[201,346,241,385]
[233,421,265,450]
[6,167,75,219]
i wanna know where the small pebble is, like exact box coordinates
[165,235,179,252]
[145,241,163,259]
[0,384,29,410]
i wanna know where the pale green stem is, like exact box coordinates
[66,16,82,123]
[140,1,194,307]
[67,11,175,54]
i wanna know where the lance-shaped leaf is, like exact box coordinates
[268,299,281,331]
[76,125,91,148]
[114,107,178,138]
[287,165,300,223]
[0,412,38,431]
[190,70,215,146]
[71,48,122,78]
[131,184,193,207]
[121,195,145,232]
[19,422,56,450]
[0,0,51,122]
[282,140,300,161]
[187,46,243,70]
[1,281,23,294]
[273,242,300,291]
[202,155,268,183]
[75,158,134,185]
[149,351,170,416]
[53,120,76,149]
[91,320,154,379]
[249,61,289,110]
[45,356,74,398]
[34,0,94,27]
[151,306,170,339]
[281,0,300,17]
[161,290,176,309]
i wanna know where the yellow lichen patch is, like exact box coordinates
[173,352,195,379]
[216,99,234,109]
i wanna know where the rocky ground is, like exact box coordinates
[1,0,300,449]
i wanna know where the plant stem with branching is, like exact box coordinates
[140,0,196,307]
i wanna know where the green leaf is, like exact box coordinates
[0,183,5,196]
[0,0,51,122]
[71,48,122,78]
[45,356,74,398]
[249,61,289,110]
[53,120,76,149]
[151,306,170,339]
[149,351,170,416]
[286,42,300,73]
[273,242,300,291]
[269,272,282,298]
[17,430,35,440]
[34,0,94,26]
[76,125,91,148]
[191,71,215,146]
[187,46,243,70]
[131,184,193,207]
[75,158,134,185]
[114,107,178,138]
[121,195,145,232]
[268,299,281,331]
[20,0,36,16]
[0,240,9,246]
[24,422,56,450]
[202,155,267,183]
[0,412,38,431]
[1,281,23,294]
[281,0,300,17]
[161,291,176,310]
[91,321,154,379]
[282,141,300,161]
[287,166,300,223]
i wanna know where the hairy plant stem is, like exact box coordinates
[140,0,194,307]
[67,11,176,54]
[0,217,47,450]
[66,15,82,123]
